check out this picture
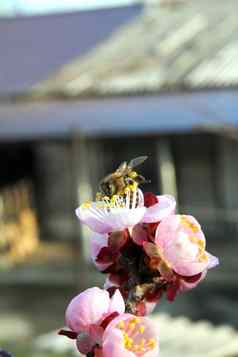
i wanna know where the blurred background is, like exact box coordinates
[0,0,238,356]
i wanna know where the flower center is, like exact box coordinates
[82,188,140,211]
[117,317,157,355]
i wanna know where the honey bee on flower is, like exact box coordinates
[97,156,149,201]
[76,157,150,234]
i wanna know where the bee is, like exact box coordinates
[97,156,148,200]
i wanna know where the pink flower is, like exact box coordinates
[155,214,219,277]
[63,287,125,354]
[66,287,125,332]
[76,189,146,234]
[102,314,159,357]
[142,192,176,224]
[131,193,176,246]
[178,271,207,293]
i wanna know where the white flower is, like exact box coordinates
[76,189,146,234]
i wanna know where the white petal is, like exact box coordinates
[106,207,146,231]
[76,204,113,234]
[108,289,125,315]
[142,194,176,223]
[76,203,146,234]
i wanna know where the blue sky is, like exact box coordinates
[0,0,138,15]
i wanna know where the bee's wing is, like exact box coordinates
[115,161,128,175]
[128,156,148,169]
[99,161,127,185]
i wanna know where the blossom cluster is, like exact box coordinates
[60,162,218,357]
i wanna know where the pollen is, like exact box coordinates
[181,216,199,233]
[101,194,125,209]
[82,201,92,209]
[129,322,136,330]
[116,317,157,354]
[139,338,145,347]
[198,251,209,263]
[117,320,125,329]
[128,182,138,192]
[189,236,205,250]
[147,338,157,349]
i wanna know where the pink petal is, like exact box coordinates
[65,287,110,333]
[91,233,112,271]
[207,253,219,269]
[172,257,210,277]
[108,289,125,315]
[142,195,176,223]
[178,271,207,293]
[103,314,159,357]
[155,215,210,276]
[103,330,134,357]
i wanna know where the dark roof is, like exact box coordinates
[32,0,238,98]
[1,90,238,141]
[0,4,141,95]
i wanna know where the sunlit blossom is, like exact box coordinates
[76,189,146,234]
[102,314,159,357]
[155,214,219,276]
[62,287,125,354]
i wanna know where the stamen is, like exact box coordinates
[198,251,208,263]
[117,321,125,330]
[131,189,137,209]
[82,201,92,209]
[147,338,157,349]
[128,321,136,330]
[83,188,140,212]
[117,317,157,354]
[188,235,207,262]
[181,216,200,233]
[189,236,205,249]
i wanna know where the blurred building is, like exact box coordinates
[0,4,141,243]
[0,0,238,325]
